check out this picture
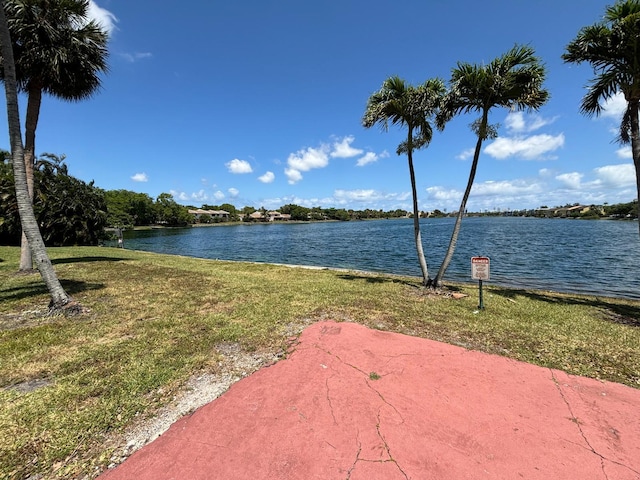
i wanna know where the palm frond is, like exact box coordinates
[362,75,445,154]
[0,0,109,99]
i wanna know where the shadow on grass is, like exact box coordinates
[491,287,640,327]
[51,256,128,265]
[337,273,425,289]
[0,279,104,303]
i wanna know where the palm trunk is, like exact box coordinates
[434,112,487,288]
[18,83,43,271]
[406,128,430,286]
[0,3,72,310]
[630,100,640,238]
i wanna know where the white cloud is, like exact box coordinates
[425,179,546,212]
[425,186,463,201]
[331,136,363,158]
[190,190,208,202]
[285,167,304,184]
[505,112,557,133]
[261,194,314,209]
[119,52,153,63]
[471,180,542,196]
[601,92,627,120]
[258,171,275,183]
[283,136,371,182]
[334,189,377,201]
[262,190,411,210]
[330,189,412,207]
[555,172,583,189]
[169,190,189,202]
[226,159,253,174]
[87,1,117,34]
[505,112,526,132]
[484,133,565,160]
[616,147,633,159]
[214,190,225,200]
[288,146,330,171]
[356,151,389,167]
[285,145,330,184]
[166,189,216,203]
[593,164,635,187]
[539,168,553,177]
[228,187,239,197]
[131,172,148,182]
[456,148,475,160]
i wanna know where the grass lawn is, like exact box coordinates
[1,245,639,479]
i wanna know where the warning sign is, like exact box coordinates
[471,257,490,281]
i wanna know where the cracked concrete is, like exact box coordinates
[99,321,640,480]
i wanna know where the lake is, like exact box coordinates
[122,217,640,299]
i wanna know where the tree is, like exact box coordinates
[104,189,156,227]
[433,45,548,287]
[280,203,310,221]
[0,0,109,270]
[35,153,107,245]
[219,203,239,221]
[155,193,191,226]
[363,76,445,286]
[562,0,640,236]
[0,152,107,245]
[0,1,74,310]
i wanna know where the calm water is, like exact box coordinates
[122,217,640,299]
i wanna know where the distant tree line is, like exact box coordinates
[2,153,638,248]
[463,201,638,219]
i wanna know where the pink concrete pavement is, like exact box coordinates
[99,321,640,480]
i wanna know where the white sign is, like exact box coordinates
[471,256,490,281]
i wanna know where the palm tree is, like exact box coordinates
[363,76,446,286]
[0,0,109,271]
[433,45,548,287]
[563,0,640,236]
[0,0,74,311]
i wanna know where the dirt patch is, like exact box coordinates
[0,309,49,331]
[4,377,53,393]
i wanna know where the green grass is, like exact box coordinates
[1,245,639,479]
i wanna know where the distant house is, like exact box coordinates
[244,211,292,222]
[535,205,591,218]
[535,207,557,218]
[268,211,291,221]
[564,205,592,216]
[188,209,230,221]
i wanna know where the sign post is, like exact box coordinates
[471,257,490,309]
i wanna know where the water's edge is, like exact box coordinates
[122,217,640,299]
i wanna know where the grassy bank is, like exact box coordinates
[1,245,639,479]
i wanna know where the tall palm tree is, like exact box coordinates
[563,0,640,236]
[0,0,109,271]
[433,45,548,287]
[363,76,446,286]
[0,0,73,310]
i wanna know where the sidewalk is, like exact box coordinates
[99,321,640,479]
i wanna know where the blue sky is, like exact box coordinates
[2,0,636,212]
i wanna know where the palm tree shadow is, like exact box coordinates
[492,287,640,328]
[51,256,128,265]
[337,273,419,288]
[0,279,104,303]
